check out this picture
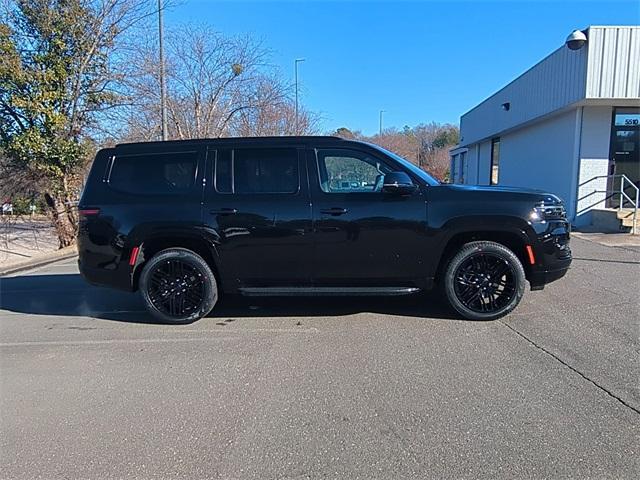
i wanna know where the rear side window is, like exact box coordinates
[109,151,198,195]
[215,148,299,194]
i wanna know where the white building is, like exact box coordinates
[450,26,639,228]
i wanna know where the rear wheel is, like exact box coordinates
[444,241,525,321]
[139,248,218,324]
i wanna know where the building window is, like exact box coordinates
[490,138,500,185]
[460,151,466,184]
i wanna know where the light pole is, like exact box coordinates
[158,0,168,141]
[294,58,305,135]
[379,110,385,136]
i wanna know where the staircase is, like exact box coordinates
[577,174,639,235]
[586,208,640,233]
[618,208,640,232]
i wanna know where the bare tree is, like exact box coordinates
[122,25,313,141]
[234,92,321,137]
[331,123,459,182]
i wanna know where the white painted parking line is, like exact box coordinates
[0,328,318,347]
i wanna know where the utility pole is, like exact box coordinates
[379,110,385,136]
[294,58,305,135]
[158,0,168,141]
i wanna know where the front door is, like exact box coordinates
[308,147,429,287]
[610,107,640,207]
[204,146,312,289]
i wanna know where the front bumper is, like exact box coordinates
[528,220,572,290]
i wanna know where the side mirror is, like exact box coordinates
[382,172,417,195]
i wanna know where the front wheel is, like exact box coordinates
[139,248,218,324]
[444,241,525,321]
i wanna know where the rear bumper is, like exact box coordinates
[78,258,134,292]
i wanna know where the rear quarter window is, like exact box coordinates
[108,151,198,195]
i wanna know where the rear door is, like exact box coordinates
[308,146,429,287]
[204,145,312,290]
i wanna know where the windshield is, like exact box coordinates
[367,143,440,186]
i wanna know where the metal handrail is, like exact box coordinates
[578,174,639,235]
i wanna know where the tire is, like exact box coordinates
[139,248,218,324]
[443,241,525,321]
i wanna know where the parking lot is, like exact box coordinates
[1,236,638,479]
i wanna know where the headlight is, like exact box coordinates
[530,201,566,221]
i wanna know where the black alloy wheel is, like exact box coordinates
[444,241,525,321]
[453,252,516,313]
[140,248,218,324]
[148,259,206,317]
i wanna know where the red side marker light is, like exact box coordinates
[79,208,100,216]
[129,246,140,266]
[525,245,536,265]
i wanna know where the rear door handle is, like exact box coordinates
[320,207,348,216]
[210,208,238,215]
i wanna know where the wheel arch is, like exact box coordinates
[433,217,534,285]
[132,233,222,292]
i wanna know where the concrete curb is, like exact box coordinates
[0,246,78,277]
[572,232,640,248]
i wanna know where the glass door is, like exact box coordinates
[609,108,639,208]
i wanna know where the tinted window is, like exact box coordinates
[215,150,233,194]
[215,148,298,194]
[109,151,197,195]
[316,149,392,193]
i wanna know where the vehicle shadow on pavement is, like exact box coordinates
[0,273,462,323]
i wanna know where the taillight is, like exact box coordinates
[79,208,100,217]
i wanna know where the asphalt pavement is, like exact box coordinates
[0,237,638,479]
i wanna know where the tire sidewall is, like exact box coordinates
[139,248,218,324]
[444,241,525,321]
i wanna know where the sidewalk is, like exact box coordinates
[571,231,640,249]
[0,217,75,275]
[0,245,77,276]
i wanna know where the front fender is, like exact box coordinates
[425,215,537,281]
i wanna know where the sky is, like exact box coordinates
[166,0,639,135]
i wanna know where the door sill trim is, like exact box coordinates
[238,286,422,297]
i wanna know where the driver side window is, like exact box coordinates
[316,149,392,193]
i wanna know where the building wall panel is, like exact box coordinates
[575,106,613,225]
[628,29,640,97]
[460,44,588,147]
[497,109,579,217]
[586,26,640,99]
[614,28,630,98]
[461,26,639,148]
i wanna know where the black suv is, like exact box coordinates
[78,136,571,323]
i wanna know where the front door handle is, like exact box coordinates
[210,208,238,215]
[320,207,348,216]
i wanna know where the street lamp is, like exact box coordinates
[294,58,305,135]
[379,110,385,136]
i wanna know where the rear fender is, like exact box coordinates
[128,226,224,291]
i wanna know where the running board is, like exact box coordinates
[238,287,422,297]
